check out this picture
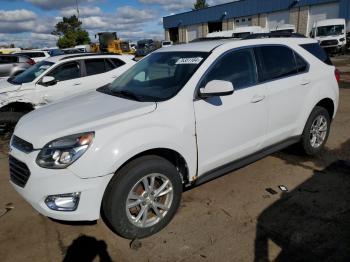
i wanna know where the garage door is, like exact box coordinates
[308,3,340,34]
[267,10,290,29]
[187,25,199,42]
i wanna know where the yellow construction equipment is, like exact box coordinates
[90,32,135,55]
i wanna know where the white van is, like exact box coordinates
[310,19,347,54]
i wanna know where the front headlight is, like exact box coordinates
[36,132,94,169]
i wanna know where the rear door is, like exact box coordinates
[194,48,268,175]
[254,45,310,147]
[80,58,126,89]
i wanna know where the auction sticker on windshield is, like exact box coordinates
[176,57,203,64]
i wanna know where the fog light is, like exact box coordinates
[45,192,80,211]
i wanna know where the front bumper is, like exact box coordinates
[321,45,343,53]
[9,147,113,221]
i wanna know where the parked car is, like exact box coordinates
[42,48,65,57]
[310,19,347,55]
[14,50,50,63]
[9,37,339,239]
[0,54,35,79]
[270,24,296,34]
[161,41,173,48]
[206,26,267,40]
[0,53,135,132]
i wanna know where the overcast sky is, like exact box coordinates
[0,0,232,48]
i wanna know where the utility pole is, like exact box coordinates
[76,0,80,20]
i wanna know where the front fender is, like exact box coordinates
[0,94,34,109]
[68,125,197,181]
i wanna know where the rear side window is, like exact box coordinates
[106,58,125,71]
[0,56,18,63]
[85,59,107,76]
[294,52,308,73]
[204,48,258,90]
[110,58,125,68]
[300,43,332,65]
[255,46,298,82]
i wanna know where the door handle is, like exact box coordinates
[251,95,265,103]
[300,80,310,86]
[73,83,82,86]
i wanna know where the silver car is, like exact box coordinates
[0,54,35,79]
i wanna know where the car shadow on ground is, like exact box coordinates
[63,235,112,262]
[255,139,350,262]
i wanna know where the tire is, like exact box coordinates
[102,155,182,239]
[300,106,331,156]
[0,111,25,135]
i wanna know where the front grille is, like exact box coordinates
[9,155,31,188]
[11,136,33,153]
[320,40,338,46]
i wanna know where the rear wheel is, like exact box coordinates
[102,155,182,239]
[300,106,331,156]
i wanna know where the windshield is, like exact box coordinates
[10,61,54,84]
[103,52,209,102]
[317,25,344,37]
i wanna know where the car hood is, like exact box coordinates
[15,91,157,148]
[0,79,21,94]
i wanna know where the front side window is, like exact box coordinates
[204,49,258,90]
[10,61,54,84]
[317,25,344,37]
[47,62,80,82]
[104,52,209,102]
[255,46,298,82]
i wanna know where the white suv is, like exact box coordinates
[9,38,339,239]
[0,54,135,132]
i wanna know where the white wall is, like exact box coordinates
[308,3,340,34]
[187,25,199,42]
[234,17,252,27]
[267,10,290,29]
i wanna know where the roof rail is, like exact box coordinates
[244,32,306,39]
[60,53,121,61]
[190,37,235,43]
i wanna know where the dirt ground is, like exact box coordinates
[1,56,350,262]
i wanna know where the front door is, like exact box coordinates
[194,48,268,175]
[35,61,83,104]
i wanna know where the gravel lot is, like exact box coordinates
[0,55,350,262]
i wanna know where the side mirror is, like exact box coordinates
[199,80,234,98]
[41,76,56,86]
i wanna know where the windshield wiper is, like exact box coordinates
[112,90,141,101]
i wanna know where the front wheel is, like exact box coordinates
[0,111,25,136]
[300,106,331,156]
[102,155,182,239]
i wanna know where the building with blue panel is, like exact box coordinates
[163,0,350,43]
